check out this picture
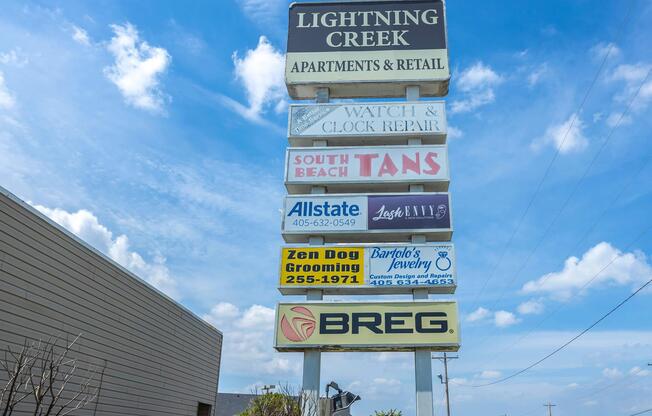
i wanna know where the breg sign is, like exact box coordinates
[286,0,450,99]
[274,301,460,351]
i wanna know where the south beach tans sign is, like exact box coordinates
[279,243,456,295]
[282,193,453,243]
[285,145,450,193]
[285,0,450,99]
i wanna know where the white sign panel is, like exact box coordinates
[283,195,367,233]
[288,102,447,145]
[367,244,455,289]
[285,145,449,193]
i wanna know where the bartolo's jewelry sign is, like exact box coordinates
[285,145,450,193]
[286,0,450,99]
[281,192,453,243]
[288,101,447,146]
[279,243,456,295]
[274,300,460,352]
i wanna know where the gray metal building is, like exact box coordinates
[215,393,256,416]
[0,187,223,416]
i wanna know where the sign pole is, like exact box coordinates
[301,88,329,415]
[409,85,435,416]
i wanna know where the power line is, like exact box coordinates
[630,409,652,416]
[471,277,652,387]
[483,67,652,314]
[465,0,636,314]
[478,219,652,368]
[467,65,652,356]
[505,364,650,416]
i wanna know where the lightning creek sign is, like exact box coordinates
[285,0,450,99]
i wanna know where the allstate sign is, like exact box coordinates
[282,193,452,243]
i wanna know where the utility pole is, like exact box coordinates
[543,403,556,416]
[433,353,459,416]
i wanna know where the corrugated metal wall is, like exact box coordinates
[0,188,222,416]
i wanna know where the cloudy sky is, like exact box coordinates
[1,0,651,415]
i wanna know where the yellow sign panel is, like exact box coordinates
[280,247,364,286]
[275,301,459,352]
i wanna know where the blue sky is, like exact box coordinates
[1,0,651,415]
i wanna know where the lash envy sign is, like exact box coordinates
[274,301,460,351]
[285,145,450,193]
[286,0,450,99]
[288,101,447,146]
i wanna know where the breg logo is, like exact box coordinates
[280,306,316,342]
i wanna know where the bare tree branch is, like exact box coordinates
[1,334,103,416]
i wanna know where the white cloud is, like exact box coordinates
[450,62,503,114]
[240,304,276,330]
[608,63,652,113]
[522,242,652,300]
[237,0,285,26]
[466,307,490,322]
[602,367,623,379]
[104,23,171,112]
[33,204,178,298]
[448,125,463,139]
[478,370,501,379]
[203,302,299,376]
[0,49,29,66]
[528,64,548,87]
[629,366,651,377]
[71,25,91,46]
[591,42,621,60]
[232,36,286,120]
[0,71,15,110]
[606,111,633,127]
[373,378,401,387]
[533,113,588,154]
[494,310,520,328]
[517,299,545,315]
